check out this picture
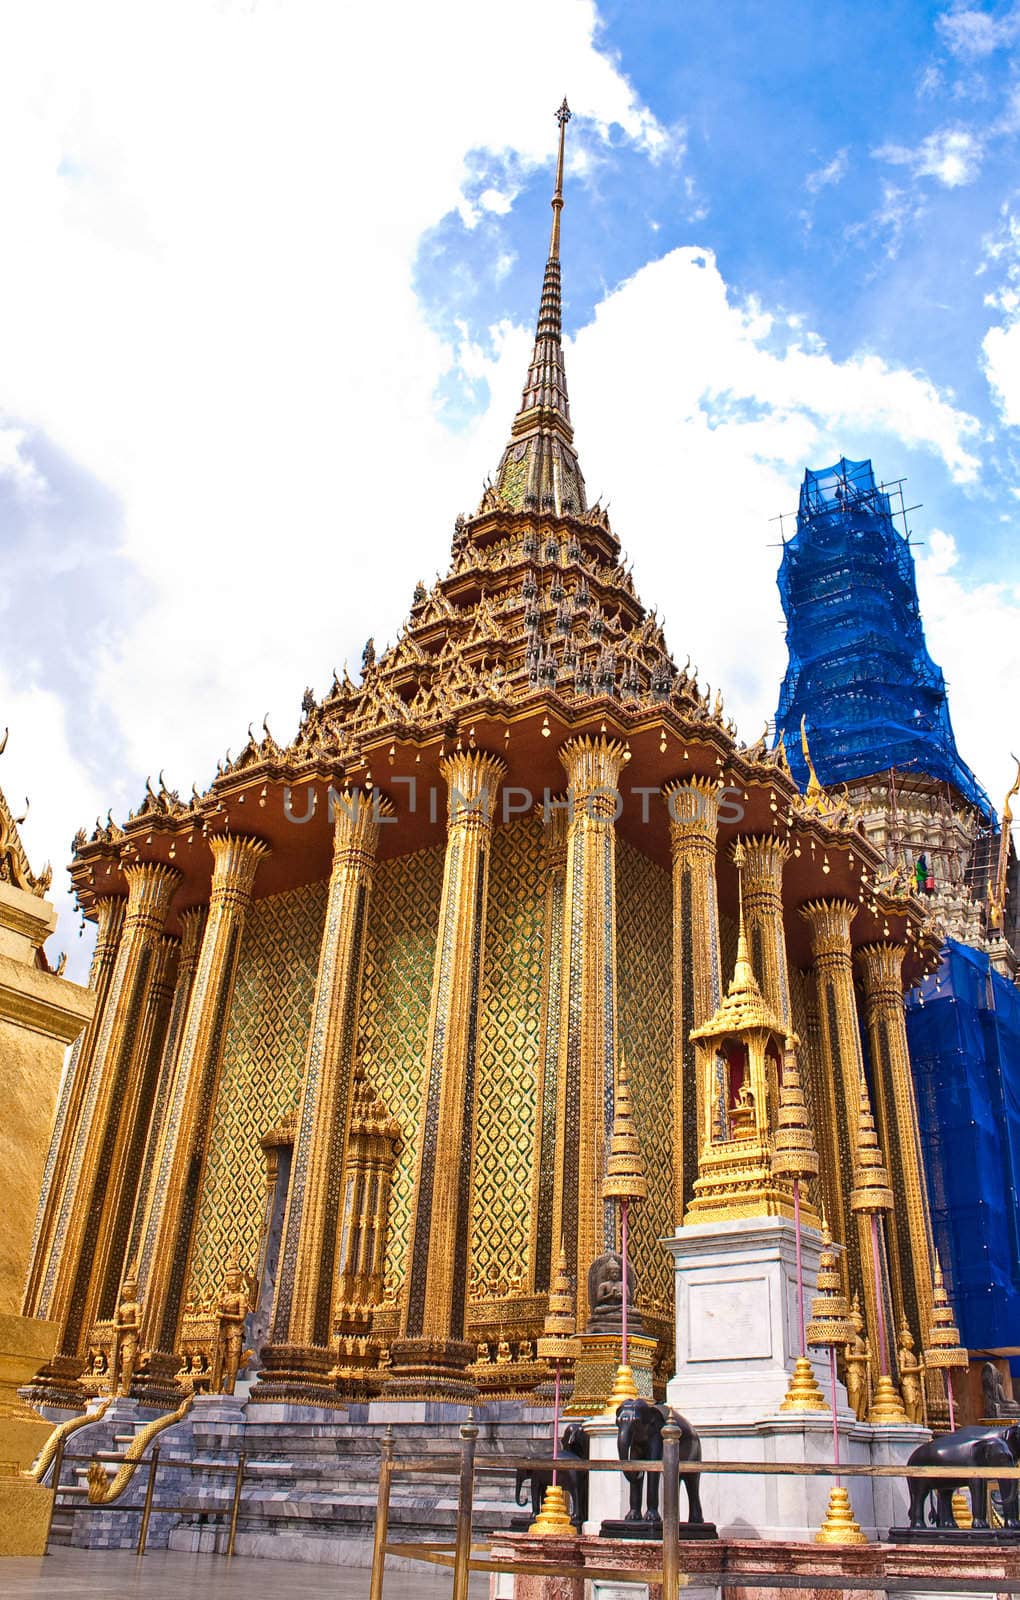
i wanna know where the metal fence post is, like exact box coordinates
[136,1447,160,1556]
[452,1410,479,1600]
[369,1425,394,1600]
[226,1451,246,1557]
[661,1423,680,1600]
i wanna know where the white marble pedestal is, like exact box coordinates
[664,1215,830,1423]
[659,1214,927,1538]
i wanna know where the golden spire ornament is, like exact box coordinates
[603,1053,645,1412]
[530,1243,577,1536]
[924,1255,967,1430]
[849,1074,907,1426]
[806,1221,866,1545]
[773,1042,825,1413]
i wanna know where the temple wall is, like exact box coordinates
[187,880,326,1303]
[616,838,673,1311]
[469,814,545,1297]
[358,840,445,1296]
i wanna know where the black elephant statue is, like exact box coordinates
[615,1397,704,1525]
[514,1422,590,1527]
[906,1424,1020,1531]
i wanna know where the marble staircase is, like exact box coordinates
[46,1398,558,1566]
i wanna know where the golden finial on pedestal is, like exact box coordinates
[925,1254,968,1429]
[602,1052,648,1204]
[536,1244,576,1360]
[849,1073,894,1217]
[773,1043,826,1413]
[806,1222,855,1351]
[815,1487,868,1546]
[849,1074,907,1426]
[807,1221,867,1545]
[602,1054,645,1411]
[531,1243,578,1536]
[924,1256,967,1373]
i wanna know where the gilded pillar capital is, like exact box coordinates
[331,787,395,871]
[439,749,506,828]
[800,897,857,964]
[663,775,721,852]
[559,734,626,812]
[121,862,181,936]
[542,797,569,868]
[207,833,270,909]
[92,897,127,972]
[176,905,207,969]
[856,942,907,1012]
[738,834,790,898]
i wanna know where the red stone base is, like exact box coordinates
[488,1531,1020,1600]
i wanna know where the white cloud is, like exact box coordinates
[979,203,1020,424]
[805,148,849,194]
[0,425,48,499]
[936,4,1020,59]
[0,673,107,980]
[982,319,1020,424]
[875,126,984,187]
[915,529,1020,818]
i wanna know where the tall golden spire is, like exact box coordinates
[490,99,587,517]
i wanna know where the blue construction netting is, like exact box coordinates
[774,457,993,821]
[906,939,1020,1355]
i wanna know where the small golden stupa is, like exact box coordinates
[772,1044,826,1414]
[602,1055,646,1411]
[530,1244,577,1537]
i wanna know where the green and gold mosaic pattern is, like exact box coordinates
[616,838,673,1310]
[469,815,545,1296]
[358,841,445,1294]
[187,881,326,1303]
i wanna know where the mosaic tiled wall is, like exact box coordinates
[187,880,326,1303]
[616,838,673,1311]
[789,962,825,1214]
[358,841,445,1293]
[469,815,545,1296]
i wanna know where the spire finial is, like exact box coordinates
[549,98,572,261]
[486,97,588,518]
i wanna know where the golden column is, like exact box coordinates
[259,787,392,1402]
[129,905,207,1294]
[390,750,506,1399]
[738,835,792,1027]
[801,898,887,1390]
[530,800,568,1294]
[135,834,269,1397]
[856,942,935,1364]
[800,898,860,1275]
[551,735,626,1329]
[663,776,723,1223]
[85,929,182,1333]
[36,862,180,1370]
[23,894,125,1318]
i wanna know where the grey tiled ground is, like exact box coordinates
[0,1548,490,1597]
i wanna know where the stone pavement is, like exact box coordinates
[0,1547,490,1597]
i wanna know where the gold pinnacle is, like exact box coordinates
[604,1362,639,1414]
[529,1481,576,1536]
[924,1255,968,1371]
[849,1074,893,1215]
[807,1224,855,1350]
[536,1242,576,1364]
[867,1373,909,1425]
[602,1053,647,1203]
[815,1486,867,1545]
[771,1041,820,1185]
[779,1356,828,1413]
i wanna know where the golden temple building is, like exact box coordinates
[23,104,949,1420]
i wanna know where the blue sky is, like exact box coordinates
[0,1,1017,974]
